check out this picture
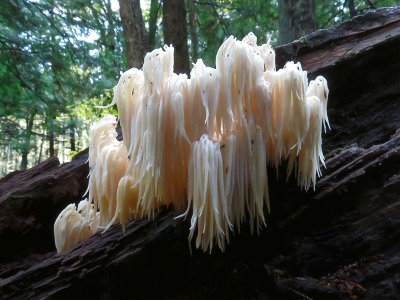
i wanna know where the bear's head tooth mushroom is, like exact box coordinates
[54,199,99,253]
[54,32,329,254]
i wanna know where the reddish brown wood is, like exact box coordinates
[0,151,88,268]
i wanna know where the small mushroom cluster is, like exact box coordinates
[54,33,329,253]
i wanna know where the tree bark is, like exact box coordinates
[1,7,400,299]
[163,0,190,75]
[118,0,147,68]
[69,123,76,152]
[70,131,75,152]
[48,129,55,157]
[20,112,35,170]
[348,0,356,18]
[38,135,44,164]
[188,0,198,63]
[278,0,316,45]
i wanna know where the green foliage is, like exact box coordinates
[0,0,398,176]
[0,0,124,173]
[192,0,279,67]
[71,89,117,125]
[315,0,400,29]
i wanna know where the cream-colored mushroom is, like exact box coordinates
[54,199,99,253]
[54,32,329,253]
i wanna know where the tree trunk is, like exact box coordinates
[48,10,59,160]
[48,129,55,157]
[349,0,356,18]
[148,0,160,51]
[38,136,44,164]
[278,0,316,45]
[118,0,147,68]
[1,7,400,299]
[163,0,190,75]
[70,123,76,152]
[188,0,198,63]
[3,143,10,175]
[20,112,35,170]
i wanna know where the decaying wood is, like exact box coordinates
[0,151,88,271]
[1,7,400,299]
[1,130,400,299]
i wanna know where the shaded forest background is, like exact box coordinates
[0,0,398,176]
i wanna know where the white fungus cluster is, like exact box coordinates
[54,199,99,252]
[54,33,329,253]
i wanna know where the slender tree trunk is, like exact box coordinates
[163,0,190,75]
[33,133,38,165]
[4,142,10,174]
[70,126,76,152]
[278,0,316,45]
[148,0,160,51]
[349,0,356,18]
[188,0,198,63]
[48,10,60,160]
[118,0,147,68]
[49,130,55,157]
[69,116,76,153]
[38,137,44,164]
[48,113,56,157]
[20,112,35,170]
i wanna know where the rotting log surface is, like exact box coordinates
[0,150,88,269]
[1,7,400,299]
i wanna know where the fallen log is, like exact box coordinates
[1,130,399,299]
[1,7,400,299]
[0,150,88,266]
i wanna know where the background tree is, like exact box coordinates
[163,0,190,75]
[278,0,316,45]
[118,0,147,68]
[147,0,161,51]
[188,0,198,62]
